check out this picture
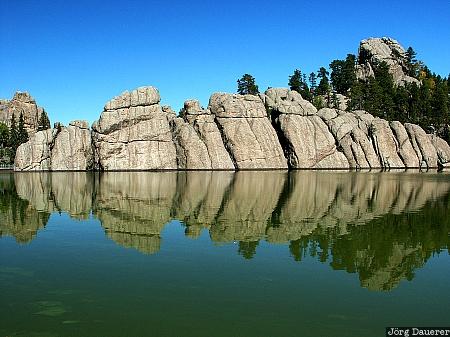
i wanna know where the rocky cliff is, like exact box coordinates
[13,86,450,171]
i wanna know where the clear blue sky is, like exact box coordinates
[1,0,449,125]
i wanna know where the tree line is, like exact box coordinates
[0,111,50,164]
[236,47,449,143]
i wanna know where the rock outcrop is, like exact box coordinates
[405,123,438,168]
[0,92,47,135]
[92,87,178,170]
[14,121,93,171]
[208,93,287,169]
[319,109,380,168]
[11,85,450,171]
[371,118,404,168]
[429,134,450,169]
[356,37,420,86]
[265,88,349,169]
[181,100,235,169]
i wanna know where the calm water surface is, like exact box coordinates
[1,171,449,337]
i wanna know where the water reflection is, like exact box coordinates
[1,171,449,291]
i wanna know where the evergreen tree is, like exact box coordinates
[288,69,312,101]
[38,110,51,131]
[237,74,259,95]
[406,47,418,77]
[316,67,330,96]
[288,69,302,93]
[9,114,19,151]
[330,54,356,95]
[0,123,9,148]
[18,112,29,145]
[309,72,317,92]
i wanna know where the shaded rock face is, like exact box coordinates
[0,92,46,135]
[14,121,93,171]
[356,37,420,86]
[208,93,287,169]
[264,88,349,169]
[92,87,178,170]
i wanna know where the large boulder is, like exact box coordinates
[170,117,212,169]
[181,100,235,169]
[370,118,404,168]
[356,37,420,86]
[14,129,55,171]
[265,89,349,169]
[208,93,287,169]
[92,86,178,170]
[0,92,47,135]
[404,123,438,168]
[14,121,94,171]
[389,121,420,167]
[429,134,450,169]
[319,109,380,168]
[51,121,94,170]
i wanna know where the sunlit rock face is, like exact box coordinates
[14,122,94,171]
[264,88,349,169]
[208,93,288,169]
[4,170,450,291]
[404,123,438,168]
[92,87,178,170]
[0,92,46,135]
[180,100,235,169]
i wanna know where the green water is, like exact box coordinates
[0,171,449,337]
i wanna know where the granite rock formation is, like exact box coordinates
[11,86,449,171]
[0,92,47,135]
[14,121,93,171]
[356,37,420,86]
[208,93,287,169]
[265,88,349,169]
[92,86,178,170]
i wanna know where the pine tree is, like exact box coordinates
[309,72,317,92]
[406,47,418,77]
[237,74,259,95]
[288,69,312,101]
[316,67,330,96]
[18,112,29,145]
[38,110,51,131]
[9,114,19,151]
[288,69,302,93]
[0,123,9,148]
[330,54,356,95]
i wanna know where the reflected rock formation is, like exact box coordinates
[2,171,450,291]
[0,174,49,243]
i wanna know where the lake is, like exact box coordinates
[1,171,449,337]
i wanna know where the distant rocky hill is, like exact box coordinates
[0,92,47,135]
[356,37,420,86]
